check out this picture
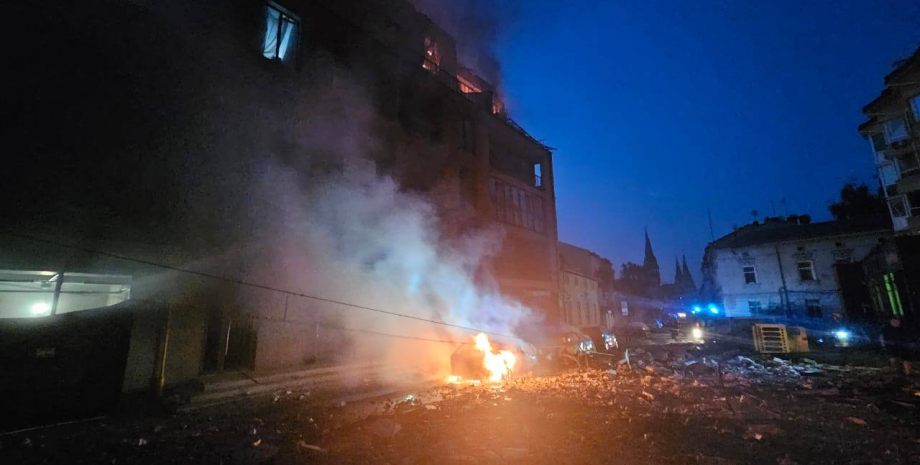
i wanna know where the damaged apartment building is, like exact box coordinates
[857,46,920,326]
[2,0,558,415]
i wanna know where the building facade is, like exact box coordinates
[859,47,920,233]
[5,0,559,389]
[700,219,890,321]
[558,243,604,328]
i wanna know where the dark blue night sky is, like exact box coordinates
[494,0,920,281]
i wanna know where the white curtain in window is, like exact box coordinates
[263,7,281,59]
[277,17,296,61]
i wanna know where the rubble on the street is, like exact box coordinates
[2,346,919,464]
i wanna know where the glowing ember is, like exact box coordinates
[445,375,463,384]
[474,333,516,383]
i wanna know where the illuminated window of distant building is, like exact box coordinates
[262,3,298,64]
[742,265,757,284]
[805,299,822,318]
[884,118,909,143]
[797,261,816,282]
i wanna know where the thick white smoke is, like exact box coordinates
[217,70,535,379]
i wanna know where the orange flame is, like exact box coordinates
[474,333,516,383]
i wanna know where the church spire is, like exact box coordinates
[681,255,696,291]
[674,257,683,284]
[643,228,660,286]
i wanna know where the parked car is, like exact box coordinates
[612,322,650,343]
[532,330,595,365]
[580,325,618,352]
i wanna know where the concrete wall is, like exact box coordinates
[709,232,885,319]
[561,270,600,327]
[121,305,165,392]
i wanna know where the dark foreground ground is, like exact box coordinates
[4,347,920,465]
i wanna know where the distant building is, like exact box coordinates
[558,243,604,328]
[700,218,891,321]
[859,46,920,233]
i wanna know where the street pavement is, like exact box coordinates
[3,346,920,464]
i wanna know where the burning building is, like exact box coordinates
[3,0,558,401]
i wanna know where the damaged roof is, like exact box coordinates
[706,219,891,251]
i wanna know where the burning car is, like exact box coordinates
[450,333,529,382]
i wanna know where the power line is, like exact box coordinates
[1,230,517,340]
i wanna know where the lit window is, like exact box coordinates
[912,95,920,121]
[748,301,762,315]
[884,118,909,143]
[742,265,757,284]
[889,197,908,218]
[805,299,822,318]
[262,4,298,64]
[423,36,440,70]
[797,261,816,282]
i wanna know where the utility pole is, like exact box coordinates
[774,244,791,319]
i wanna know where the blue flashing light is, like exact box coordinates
[692,305,702,314]
[834,330,849,340]
[708,304,719,314]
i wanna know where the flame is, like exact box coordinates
[474,333,516,383]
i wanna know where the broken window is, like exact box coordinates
[907,191,920,217]
[797,261,816,282]
[489,178,546,234]
[897,151,920,178]
[805,299,822,318]
[870,132,889,155]
[423,36,440,70]
[879,163,900,195]
[458,76,481,94]
[889,196,908,218]
[742,265,757,284]
[262,4,298,64]
[884,118,909,143]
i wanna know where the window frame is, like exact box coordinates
[804,299,823,318]
[884,117,909,144]
[889,196,909,218]
[742,265,757,284]
[797,261,816,282]
[262,3,300,65]
[748,300,763,315]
